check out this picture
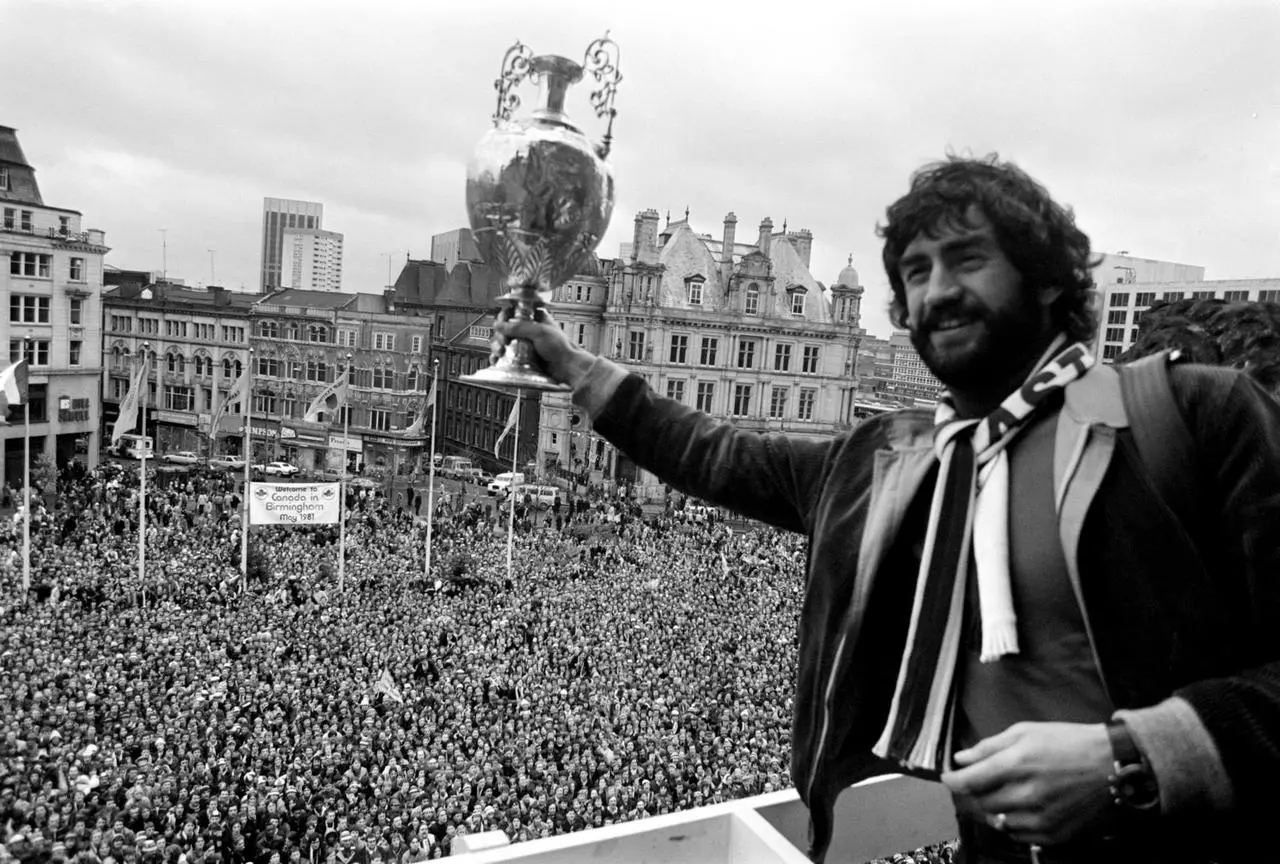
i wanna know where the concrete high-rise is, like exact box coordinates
[280,227,344,292]
[260,198,323,291]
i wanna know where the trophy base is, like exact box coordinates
[459,364,571,392]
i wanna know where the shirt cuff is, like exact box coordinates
[1115,696,1235,814]
[570,357,631,422]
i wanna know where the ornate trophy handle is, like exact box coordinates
[492,41,536,124]
[583,32,623,159]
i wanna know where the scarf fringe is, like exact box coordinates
[979,619,1020,663]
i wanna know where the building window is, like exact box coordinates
[736,338,757,369]
[307,324,330,343]
[166,320,188,338]
[576,323,587,345]
[1105,327,1126,343]
[732,384,752,417]
[167,353,187,375]
[467,325,491,341]
[802,345,820,374]
[2,208,13,229]
[369,409,392,432]
[406,367,420,391]
[256,357,280,378]
[798,388,816,421]
[280,397,296,419]
[9,252,51,278]
[628,331,646,362]
[1131,327,1140,343]
[1132,310,1144,326]
[165,386,194,412]
[745,283,760,315]
[669,334,689,364]
[69,257,85,281]
[306,361,328,383]
[10,383,45,423]
[1109,293,1130,308]
[58,215,69,235]
[699,337,718,367]
[769,386,788,419]
[374,331,396,350]
[411,335,423,354]
[1107,310,1128,325]
[221,325,245,342]
[1162,292,1184,302]
[338,329,357,347]
[774,343,792,372]
[69,298,83,326]
[666,379,685,403]
[139,318,158,336]
[10,339,51,367]
[0,167,8,191]
[9,295,50,324]
[69,341,82,366]
[1135,292,1155,306]
[258,321,279,338]
[222,358,243,380]
[20,211,32,232]
[1191,291,1214,300]
[790,290,806,315]
[372,365,394,390]
[1103,345,1121,360]
[1260,290,1280,304]
[687,279,704,305]
[695,382,715,413]
[1223,290,1250,302]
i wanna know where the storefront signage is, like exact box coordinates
[158,410,198,427]
[250,419,282,440]
[363,434,412,446]
[57,396,91,423]
[328,433,362,452]
[248,483,340,526]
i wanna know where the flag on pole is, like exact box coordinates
[305,368,350,423]
[0,359,29,416]
[111,357,150,445]
[375,669,404,704]
[209,365,250,435]
[493,400,519,458]
[403,378,436,438]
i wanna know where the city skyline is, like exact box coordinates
[2,0,1278,339]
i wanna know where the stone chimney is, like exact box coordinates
[633,209,661,265]
[721,213,737,265]
[787,228,813,268]
[758,217,773,259]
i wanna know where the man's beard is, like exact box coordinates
[909,297,1047,392]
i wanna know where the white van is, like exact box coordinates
[487,472,526,496]
[440,456,473,479]
[519,485,562,509]
[114,434,154,460]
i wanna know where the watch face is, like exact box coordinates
[1114,764,1159,810]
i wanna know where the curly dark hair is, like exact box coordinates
[878,154,1100,343]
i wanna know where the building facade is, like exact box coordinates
[260,198,323,292]
[280,227,344,292]
[101,281,260,455]
[1,125,108,487]
[576,209,865,491]
[1096,277,1280,360]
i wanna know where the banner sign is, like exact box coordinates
[328,433,362,452]
[248,482,341,525]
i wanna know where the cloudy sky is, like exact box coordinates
[4,0,1278,337]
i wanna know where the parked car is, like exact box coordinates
[254,461,300,477]
[507,484,562,509]
[208,455,247,471]
[162,450,202,465]
[459,468,493,486]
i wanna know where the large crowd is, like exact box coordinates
[0,462,956,864]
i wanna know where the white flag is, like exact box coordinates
[0,359,29,412]
[403,378,436,438]
[304,368,350,423]
[493,399,519,459]
[375,669,404,704]
[209,364,250,435]
[111,356,151,445]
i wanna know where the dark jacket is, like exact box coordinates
[587,360,1280,862]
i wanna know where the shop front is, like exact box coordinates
[156,409,204,455]
[280,425,328,472]
[327,432,363,475]
[361,433,420,478]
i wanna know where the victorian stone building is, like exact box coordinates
[1,125,109,486]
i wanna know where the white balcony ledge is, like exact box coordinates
[451,774,957,864]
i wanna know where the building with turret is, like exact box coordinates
[1,125,109,486]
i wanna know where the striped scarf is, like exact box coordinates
[871,336,1094,775]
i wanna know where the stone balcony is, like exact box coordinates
[450,774,957,864]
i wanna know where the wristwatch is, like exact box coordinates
[1106,719,1160,811]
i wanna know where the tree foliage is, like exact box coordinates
[1119,298,1280,393]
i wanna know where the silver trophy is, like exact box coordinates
[460,34,621,390]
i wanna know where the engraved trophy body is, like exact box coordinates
[460,36,621,390]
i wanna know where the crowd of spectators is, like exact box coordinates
[1,463,954,864]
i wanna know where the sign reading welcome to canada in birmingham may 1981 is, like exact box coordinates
[248,483,341,526]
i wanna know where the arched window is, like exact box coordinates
[372,363,394,391]
[406,367,420,392]
[259,321,279,338]
[745,283,760,315]
[167,352,185,375]
[223,357,242,380]
[286,323,300,340]
[308,324,330,343]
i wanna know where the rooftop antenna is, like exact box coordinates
[158,228,167,281]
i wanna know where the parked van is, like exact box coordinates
[440,456,472,479]
[113,434,154,460]
[487,472,526,496]
[519,485,562,509]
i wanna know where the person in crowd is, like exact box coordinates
[494,154,1280,863]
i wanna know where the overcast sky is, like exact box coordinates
[4,0,1278,338]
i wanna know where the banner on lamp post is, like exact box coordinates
[248,483,341,526]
